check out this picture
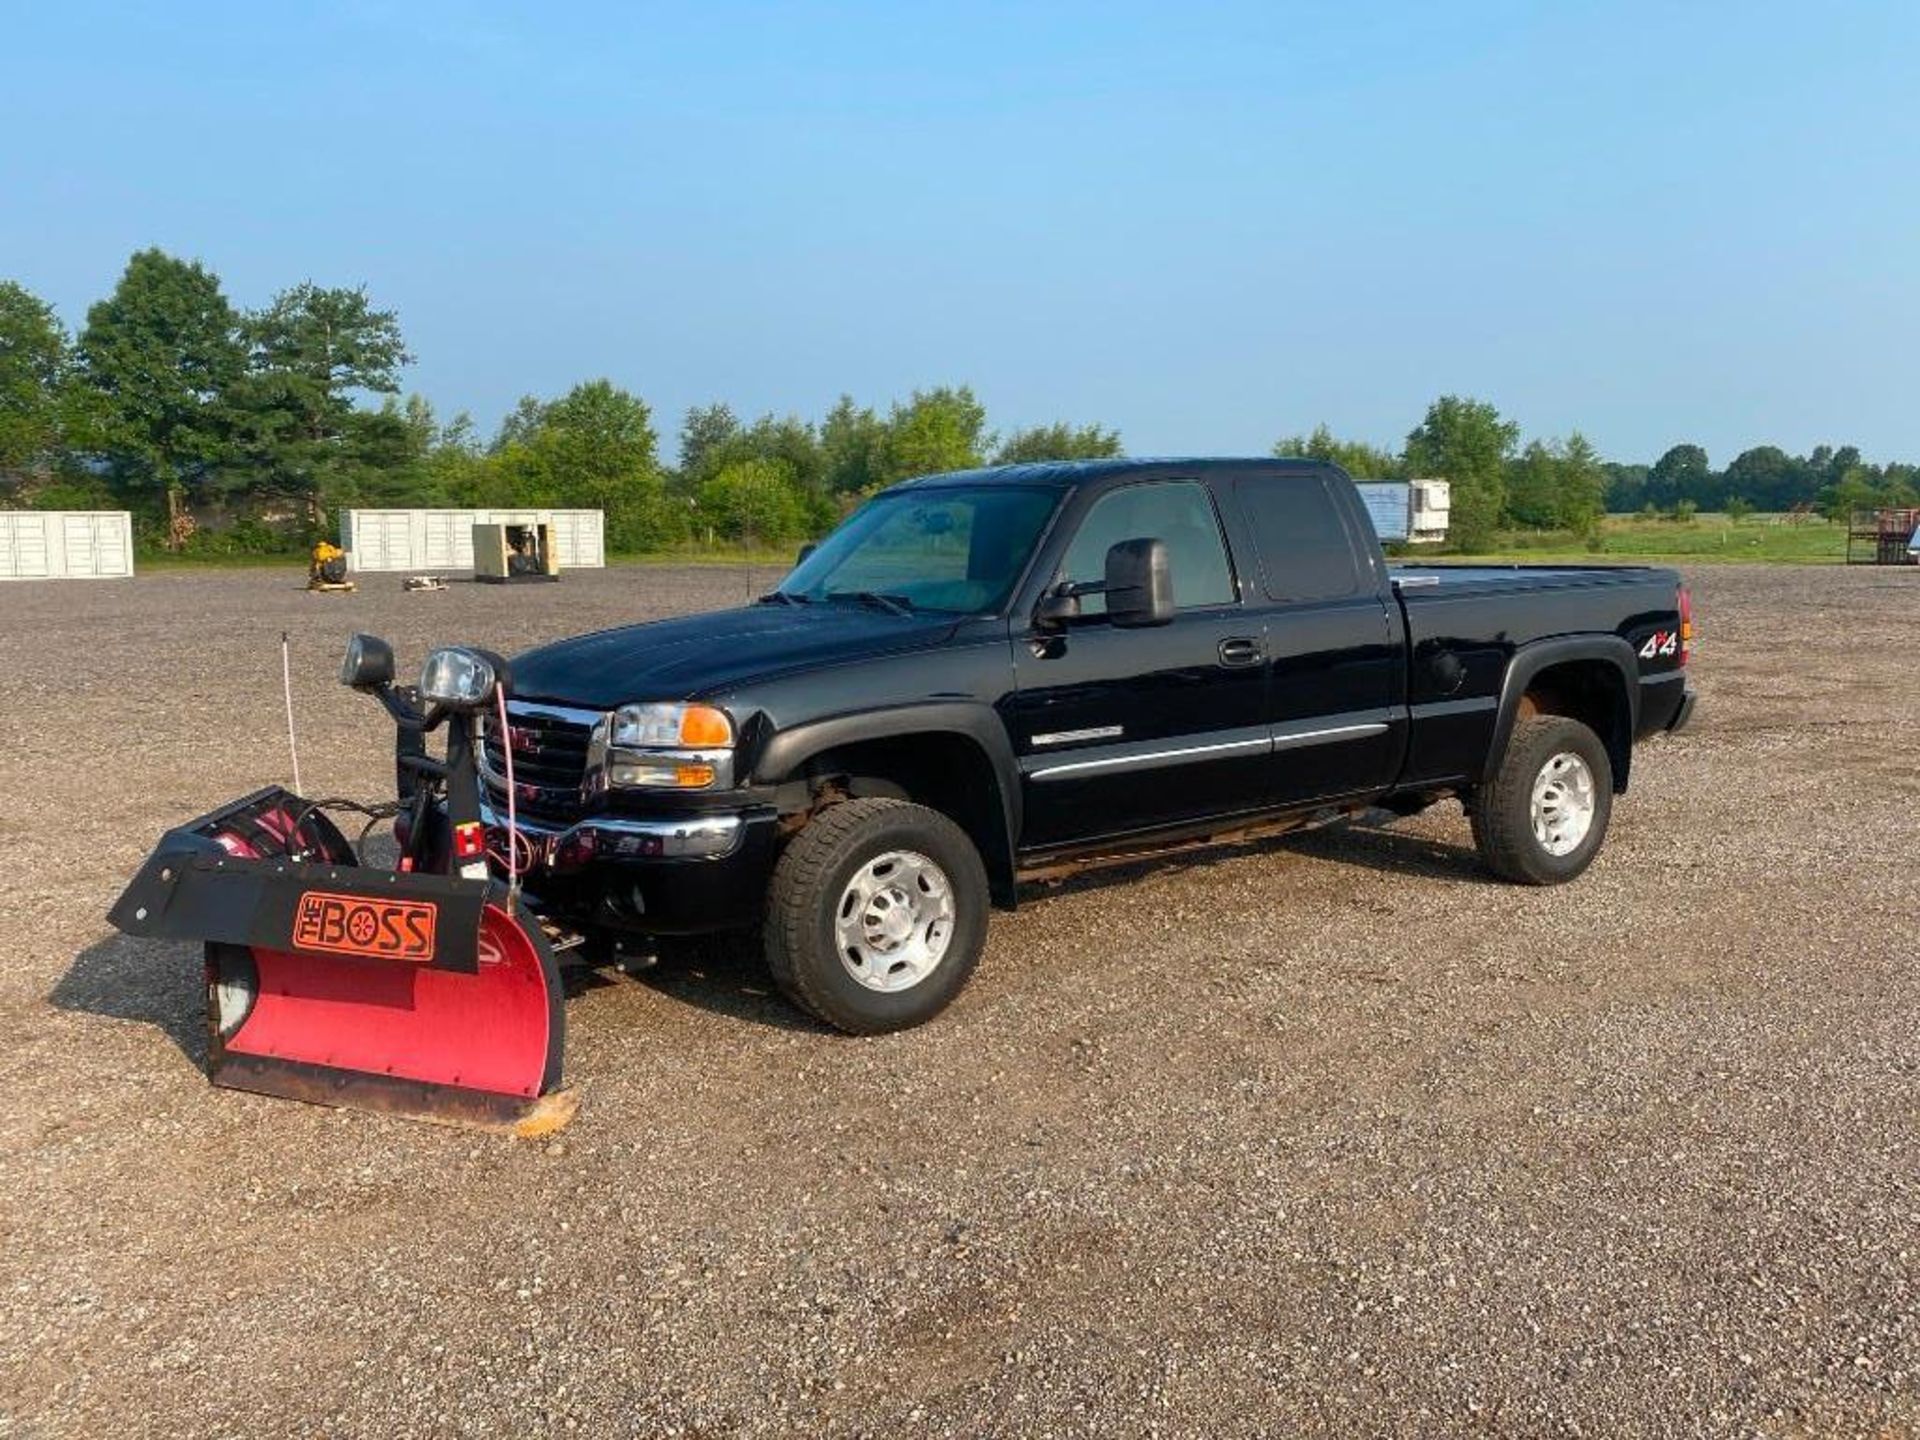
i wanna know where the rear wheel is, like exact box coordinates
[764,797,989,1033]
[1471,715,1613,884]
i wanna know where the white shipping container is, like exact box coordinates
[0,511,135,580]
[340,508,606,572]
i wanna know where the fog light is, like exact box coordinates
[609,759,719,789]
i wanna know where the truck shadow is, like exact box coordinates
[1279,819,1498,884]
[1017,817,1496,906]
[49,820,1489,1052]
[619,937,836,1035]
[51,934,208,1068]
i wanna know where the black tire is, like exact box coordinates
[205,943,259,1041]
[764,797,990,1034]
[1470,715,1614,885]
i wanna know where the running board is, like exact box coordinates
[1016,804,1367,886]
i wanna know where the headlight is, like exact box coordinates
[611,703,734,749]
[606,702,735,790]
[419,646,499,707]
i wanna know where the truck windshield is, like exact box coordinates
[778,486,1060,614]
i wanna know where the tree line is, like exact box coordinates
[2,250,1914,555]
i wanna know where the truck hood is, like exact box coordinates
[507,603,961,709]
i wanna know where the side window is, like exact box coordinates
[1234,475,1360,602]
[1059,480,1236,613]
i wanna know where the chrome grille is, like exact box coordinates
[482,702,600,819]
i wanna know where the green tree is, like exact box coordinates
[1505,439,1562,529]
[1644,443,1710,510]
[1554,431,1607,536]
[491,395,549,452]
[1402,396,1517,550]
[1723,495,1753,523]
[76,249,245,544]
[733,413,825,495]
[1723,445,1796,512]
[488,380,675,549]
[1879,473,1919,508]
[696,457,808,542]
[677,402,740,482]
[1601,462,1649,513]
[881,385,992,483]
[820,394,889,496]
[227,284,411,528]
[0,281,70,482]
[995,420,1122,464]
[412,401,487,506]
[1273,423,1400,479]
[680,410,829,530]
[1819,468,1879,523]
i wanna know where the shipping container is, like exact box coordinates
[0,511,135,580]
[340,508,606,572]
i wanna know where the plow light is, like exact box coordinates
[420,647,501,708]
[340,633,395,690]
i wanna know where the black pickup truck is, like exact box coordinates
[480,458,1694,1033]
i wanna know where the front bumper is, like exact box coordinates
[476,793,781,934]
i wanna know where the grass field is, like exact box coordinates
[1439,512,1851,565]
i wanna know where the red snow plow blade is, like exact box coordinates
[108,787,576,1136]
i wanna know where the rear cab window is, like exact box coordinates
[1232,474,1363,602]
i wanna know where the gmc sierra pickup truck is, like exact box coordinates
[480,458,1695,1033]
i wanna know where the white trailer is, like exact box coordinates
[340,508,606,572]
[0,511,135,580]
[1354,479,1450,545]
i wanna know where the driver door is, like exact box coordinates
[1008,479,1269,850]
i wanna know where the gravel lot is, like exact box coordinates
[1,562,1915,1438]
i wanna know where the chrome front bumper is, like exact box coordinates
[477,793,745,866]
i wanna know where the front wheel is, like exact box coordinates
[764,797,989,1033]
[1471,715,1614,884]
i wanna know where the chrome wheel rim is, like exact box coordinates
[834,849,956,993]
[1530,751,1597,857]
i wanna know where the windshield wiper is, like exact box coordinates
[825,590,914,616]
[756,590,811,606]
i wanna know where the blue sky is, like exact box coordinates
[5,1,1916,465]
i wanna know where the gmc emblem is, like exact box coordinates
[506,725,543,755]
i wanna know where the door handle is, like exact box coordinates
[1217,636,1264,668]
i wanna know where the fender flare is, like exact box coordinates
[750,702,1023,903]
[1482,636,1639,791]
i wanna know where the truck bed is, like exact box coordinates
[1389,562,1668,594]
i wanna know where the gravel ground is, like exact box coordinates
[0,562,1915,1439]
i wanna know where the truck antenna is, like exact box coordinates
[281,631,303,797]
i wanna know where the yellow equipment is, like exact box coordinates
[308,541,355,593]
